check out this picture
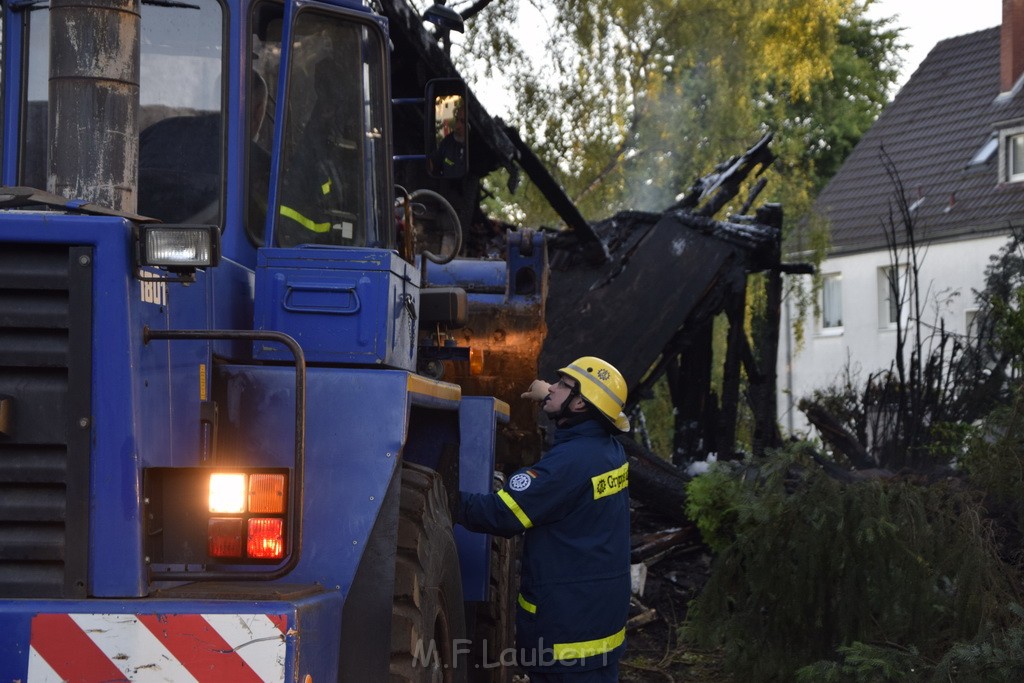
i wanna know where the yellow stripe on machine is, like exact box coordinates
[497,490,533,529]
[407,374,462,404]
[553,627,626,660]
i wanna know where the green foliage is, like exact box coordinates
[637,374,675,458]
[928,420,979,464]
[682,444,1020,680]
[961,387,1024,567]
[932,603,1024,681]
[684,465,744,553]
[796,605,1024,681]
[963,396,1024,501]
[796,642,921,682]
[435,0,900,231]
[992,287,1024,373]
[974,233,1024,376]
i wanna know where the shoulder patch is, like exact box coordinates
[509,472,533,492]
[592,463,628,500]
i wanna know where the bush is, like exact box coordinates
[682,444,1020,681]
[961,388,1024,564]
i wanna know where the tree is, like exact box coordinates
[413,0,900,237]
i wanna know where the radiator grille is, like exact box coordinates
[0,243,92,597]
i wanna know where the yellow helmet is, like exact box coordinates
[558,356,630,432]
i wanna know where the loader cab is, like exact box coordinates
[8,0,394,266]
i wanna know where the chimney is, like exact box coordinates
[1002,0,1024,91]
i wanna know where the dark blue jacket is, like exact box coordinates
[459,419,631,672]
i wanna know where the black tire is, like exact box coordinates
[391,463,468,683]
[467,534,519,682]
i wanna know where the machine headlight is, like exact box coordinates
[137,224,220,269]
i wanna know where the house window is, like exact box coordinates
[821,273,842,330]
[877,266,903,328]
[965,309,979,340]
[1009,134,1024,182]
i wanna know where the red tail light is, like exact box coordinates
[208,518,244,558]
[247,518,285,559]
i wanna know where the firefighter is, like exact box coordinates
[458,356,632,682]
[428,102,467,177]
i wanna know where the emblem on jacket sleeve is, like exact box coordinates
[592,463,629,500]
[509,472,532,492]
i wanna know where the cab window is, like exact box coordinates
[272,10,391,249]
[21,0,225,223]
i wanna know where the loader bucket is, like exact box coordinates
[423,229,548,468]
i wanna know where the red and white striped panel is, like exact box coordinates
[27,612,288,682]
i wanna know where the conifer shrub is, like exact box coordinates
[682,445,1019,680]
[961,387,1024,569]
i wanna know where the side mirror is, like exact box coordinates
[425,78,468,179]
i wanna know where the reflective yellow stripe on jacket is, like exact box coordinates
[517,593,537,614]
[280,205,330,233]
[553,627,626,660]
[497,489,533,529]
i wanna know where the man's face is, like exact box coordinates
[544,375,579,415]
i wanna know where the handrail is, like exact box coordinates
[143,326,306,582]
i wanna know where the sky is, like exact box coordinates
[866,0,1003,91]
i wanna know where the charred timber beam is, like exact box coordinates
[541,210,747,387]
[717,290,745,458]
[617,435,690,525]
[459,0,496,22]
[630,527,698,563]
[622,256,738,417]
[799,399,875,470]
[696,134,774,217]
[671,133,775,216]
[659,210,779,267]
[780,262,816,275]
[738,176,769,215]
[501,124,609,264]
[748,206,785,456]
[674,319,716,465]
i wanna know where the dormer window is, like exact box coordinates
[999,125,1024,183]
[1009,133,1024,182]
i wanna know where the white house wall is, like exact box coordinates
[777,233,1010,437]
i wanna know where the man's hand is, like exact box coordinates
[520,379,551,401]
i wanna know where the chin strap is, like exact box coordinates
[553,382,582,424]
